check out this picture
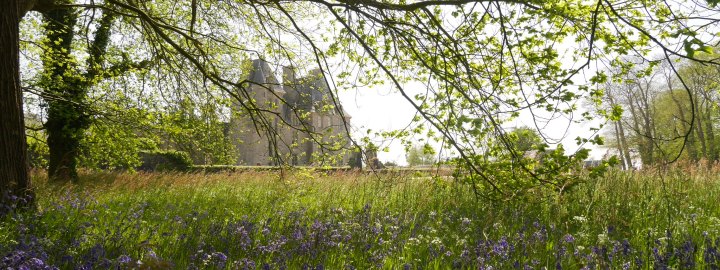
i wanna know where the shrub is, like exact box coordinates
[27,135,49,169]
[137,150,193,172]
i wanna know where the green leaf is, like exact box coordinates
[684,40,696,58]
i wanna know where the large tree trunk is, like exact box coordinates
[613,122,628,170]
[626,94,652,164]
[42,6,116,182]
[607,93,633,169]
[636,83,655,164]
[617,120,633,169]
[692,90,707,160]
[0,0,32,209]
[42,6,85,182]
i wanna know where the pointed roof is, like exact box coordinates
[248,59,284,95]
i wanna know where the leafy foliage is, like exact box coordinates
[159,97,236,166]
[601,53,720,165]
[506,127,544,154]
[405,143,436,166]
[316,0,720,197]
[26,133,48,169]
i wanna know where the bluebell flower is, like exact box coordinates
[212,252,227,268]
[233,258,256,270]
[117,255,131,264]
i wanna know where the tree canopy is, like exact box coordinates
[406,143,437,167]
[4,0,720,202]
[601,53,720,166]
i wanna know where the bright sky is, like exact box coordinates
[336,83,608,166]
[337,85,417,165]
[330,42,610,166]
[313,5,616,166]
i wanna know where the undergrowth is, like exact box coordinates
[1,165,719,269]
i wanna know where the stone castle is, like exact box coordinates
[229,60,354,166]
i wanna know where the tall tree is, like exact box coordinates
[37,3,156,181]
[40,2,85,181]
[507,127,543,154]
[650,58,720,163]
[602,86,632,169]
[1,0,31,207]
[602,54,720,165]
[678,59,720,161]
[406,143,436,166]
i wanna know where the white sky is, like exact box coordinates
[336,82,608,166]
[329,41,610,166]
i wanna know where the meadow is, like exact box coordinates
[1,164,720,269]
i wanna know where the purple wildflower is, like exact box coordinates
[212,252,227,268]
[117,255,131,264]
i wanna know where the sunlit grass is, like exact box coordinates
[2,164,720,268]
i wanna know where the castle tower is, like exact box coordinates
[230,59,286,165]
[230,60,354,167]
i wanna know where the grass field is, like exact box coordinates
[1,165,720,269]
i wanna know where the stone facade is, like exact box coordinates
[229,60,353,166]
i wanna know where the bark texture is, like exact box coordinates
[0,0,32,208]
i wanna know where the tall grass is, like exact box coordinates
[2,165,720,269]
